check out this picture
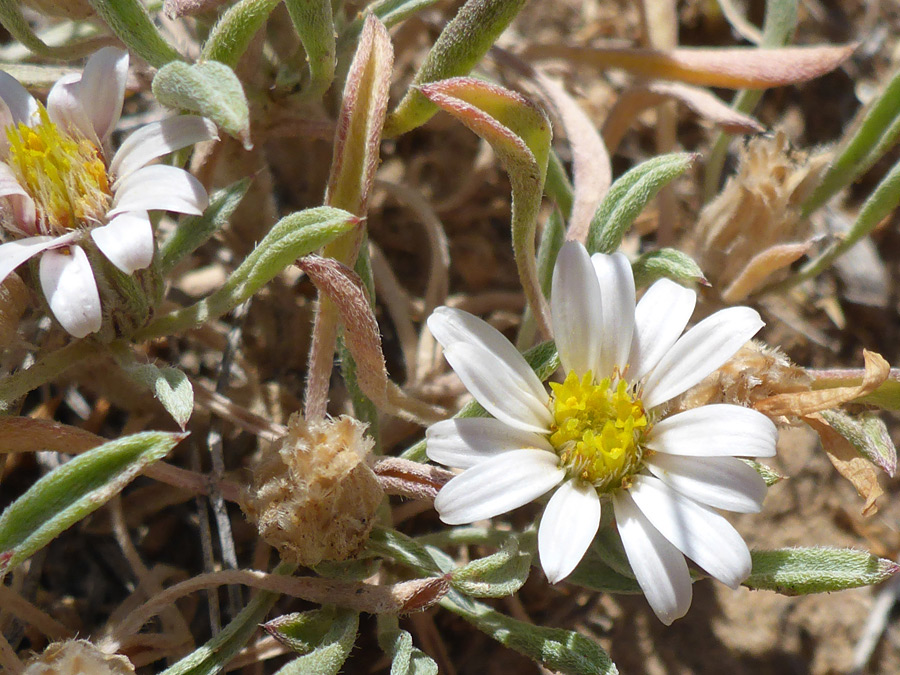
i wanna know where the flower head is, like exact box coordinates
[0,47,217,337]
[425,241,778,624]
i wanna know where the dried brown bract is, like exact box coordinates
[242,414,384,567]
[23,640,134,675]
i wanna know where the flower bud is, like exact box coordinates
[242,414,384,566]
[24,640,134,675]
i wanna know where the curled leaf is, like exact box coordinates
[722,240,814,302]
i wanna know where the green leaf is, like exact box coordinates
[384,0,529,136]
[631,247,707,288]
[743,459,786,487]
[586,153,695,254]
[87,0,182,67]
[444,594,617,674]
[136,206,359,340]
[264,606,339,654]
[284,0,336,100]
[153,61,251,149]
[271,609,359,675]
[744,547,899,595]
[820,410,897,476]
[377,618,439,675]
[201,0,280,68]
[417,77,553,337]
[368,526,443,575]
[160,562,296,675]
[158,179,251,275]
[0,431,184,578]
[400,340,559,462]
[114,351,194,429]
[566,553,642,595]
[451,530,535,598]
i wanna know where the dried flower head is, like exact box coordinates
[687,131,827,301]
[23,640,134,675]
[243,414,384,566]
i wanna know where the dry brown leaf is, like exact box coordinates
[527,44,856,89]
[603,82,764,154]
[722,240,814,302]
[754,350,890,417]
[804,413,883,516]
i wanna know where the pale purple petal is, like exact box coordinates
[646,404,778,458]
[551,241,602,377]
[645,454,767,513]
[628,475,752,588]
[641,307,764,409]
[0,71,38,126]
[442,342,553,434]
[110,165,208,217]
[91,210,154,274]
[434,449,565,524]
[0,163,36,232]
[76,47,129,143]
[39,244,102,338]
[426,417,553,469]
[539,478,602,583]
[109,116,218,183]
[613,490,692,625]
[629,278,696,381]
[47,73,98,145]
[591,252,635,376]
[0,235,56,284]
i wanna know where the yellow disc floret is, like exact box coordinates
[549,370,648,490]
[5,104,110,234]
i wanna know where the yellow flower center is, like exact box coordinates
[549,370,649,490]
[5,104,111,234]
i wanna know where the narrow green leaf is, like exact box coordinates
[201,0,280,67]
[377,617,439,675]
[264,606,339,654]
[136,207,359,340]
[368,527,443,575]
[567,553,642,595]
[284,0,336,100]
[743,459,786,487]
[400,340,559,462]
[272,609,359,675]
[586,153,695,255]
[384,0,529,136]
[820,410,897,476]
[444,594,618,675]
[451,530,535,598]
[160,561,296,675]
[744,547,899,595]
[631,247,707,288]
[158,179,251,274]
[153,61,251,149]
[114,351,194,429]
[0,431,184,578]
[87,0,182,67]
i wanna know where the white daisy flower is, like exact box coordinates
[426,240,778,624]
[0,47,217,338]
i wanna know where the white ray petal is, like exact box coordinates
[91,211,154,274]
[646,404,777,458]
[426,417,553,469]
[76,47,129,143]
[613,490,692,625]
[47,73,99,145]
[39,245,102,338]
[629,278,696,380]
[628,475,752,588]
[646,454,768,513]
[0,70,38,125]
[443,343,553,433]
[110,165,208,217]
[539,478,602,583]
[110,116,218,183]
[551,241,603,377]
[591,252,635,376]
[0,236,55,284]
[434,449,565,524]
[641,307,764,409]
[0,163,35,232]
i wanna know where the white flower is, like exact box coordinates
[0,47,217,338]
[425,240,778,624]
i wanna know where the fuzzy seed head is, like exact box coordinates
[243,414,384,566]
[23,640,135,675]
